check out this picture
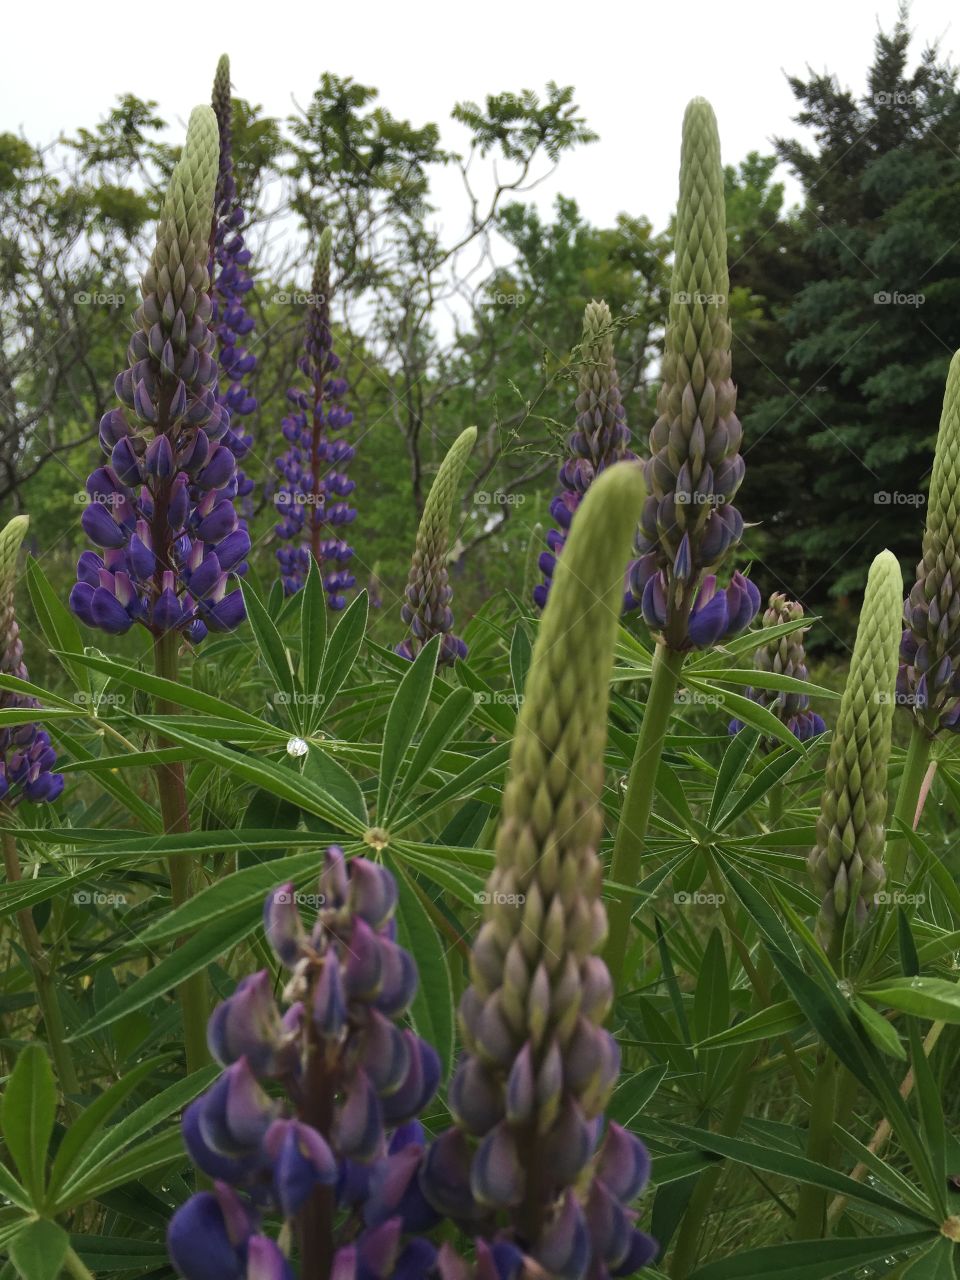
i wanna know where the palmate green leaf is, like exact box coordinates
[692,665,839,701]
[392,843,489,908]
[608,1064,667,1127]
[693,929,729,1048]
[908,1015,947,1213]
[0,675,79,712]
[390,687,477,824]
[299,557,327,712]
[389,858,455,1074]
[901,1238,960,1279]
[717,859,801,962]
[241,579,298,708]
[25,556,91,696]
[397,740,511,830]
[70,910,259,1039]
[133,724,366,837]
[318,590,368,712]
[56,650,268,729]
[378,635,441,822]
[718,748,807,827]
[69,1237,170,1271]
[684,677,801,749]
[1,1045,56,1201]
[46,1056,168,1198]
[57,1128,186,1205]
[853,997,906,1061]
[694,999,805,1050]
[49,730,163,832]
[302,748,368,826]
[863,977,960,1023]
[0,1163,30,1213]
[59,1065,218,1200]
[138,848,330,944]
[509,623,532,704]
[8,1219,69,1280]
[654,1118,935,1224]
[708,728,759,826]
[687,1231,936,1280]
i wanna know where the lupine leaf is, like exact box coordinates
[687,1231,935,1279]
[1,1045,56,1200]
[8,1219,69,1280]
[378,635,440,821]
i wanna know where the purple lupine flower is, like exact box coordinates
[535,299,636,612]
[274,228,357,605]
[0,516,64,805]
[728,592,827,746]
[168,848,440,1280]
[211,55,257,521]
[68,107,248,644]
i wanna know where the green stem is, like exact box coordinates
[153,632,209,1074]
[605,642,685,978]
[794,1048,838,1239]
[1,820,80,1114]
[63,1247,96,1280]
[889,723,932,884]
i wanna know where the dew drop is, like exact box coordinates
[286,736,309,758]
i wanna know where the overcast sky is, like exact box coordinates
[4,0,957,245]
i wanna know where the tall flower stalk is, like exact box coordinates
[535,300,635,610]
[417,462,656,1277]
[167,848,441,1280]
[211,55,258,518]
[894,349,960,873]
[70,105,243,1073]
[796,549,902,1242]
[0,515,75,1102]
[606,98,758,981]
[275,228,357,605]
[396,427,476,666]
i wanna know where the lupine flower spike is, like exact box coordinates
[900,348,960,731]
[808,550,902,955]
[0,516,63,804]
[397,426,477,666]
[536,300,635,610]
[69,106,248,641]
[211,55,258,517]
[168,847,441,1279]
[631,98,759,651]
[729,593,826,747]
[275,228,357,604]
[419,462,656,1278]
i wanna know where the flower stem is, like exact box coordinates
[152,631,209,1074]
[63,1247,96,1280]
[0,816,80,1113]
[794,1047,838,1239]
[605,642,686,979]
[889,723,933,884]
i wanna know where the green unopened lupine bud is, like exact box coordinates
[0,515,29,678]
[808,550,903,953]
[901,349,960,730]
[397,426,477,666]
[436,461,650,1266]
[633,98,754,651]
[142,106,219,323]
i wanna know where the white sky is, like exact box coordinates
[4,0,957,247]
